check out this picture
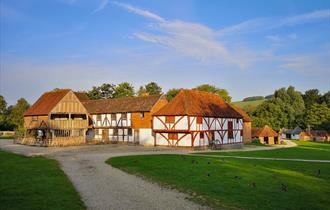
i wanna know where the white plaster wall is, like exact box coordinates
[155,133,168,146]
[153,117,165,129]
[177,134,191,146]
[175,116,188,130]
[139,129,154,145]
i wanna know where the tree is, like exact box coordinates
[0,95,7,130]
[306,104,330,132]
[87,86,102,100]
[194,84,232,103]
[138,82,162,96]
[114,82,135,98]
[166,88,182,101]
[8,98,30,129]
[320,91,330,107]
[303,89,321,109]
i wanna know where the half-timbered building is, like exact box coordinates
[152,90,246,148]
[23,89,90,146]
[82,95,167,145]
[232,105,252,144]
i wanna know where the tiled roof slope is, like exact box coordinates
[153,89,242,118]
[82,95,163,114]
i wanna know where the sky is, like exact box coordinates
[0,0,329,105]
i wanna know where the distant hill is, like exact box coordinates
[232,99,265,112]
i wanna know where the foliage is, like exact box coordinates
[108,150,330,210]
[303,89,321,109]
[306,104,330,132]
[194,84,232,103]
[87,82,135,99]
[86,83,116,100]
[251,86,305,130]
[319,91,330,107]
[165,88,182,101]
[265,94,274,99]
[0,150,85,210]
[242,96,264,101]
[138,82,162,96]
[0,97,29,131]
[114,82,135,98]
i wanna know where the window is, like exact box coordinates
[236,118,239,123]
[50,114,69,120]
[197,117,203,124]
[97,115,102,121]
[128,128,132,136]
[165,116,175,123]
[140,112,145,119]
[32,116,38,121]
[111,113,117,121]
[71,114,87,120]
[228,121,233,138]
[240,130,243,136]
[200,132,204,139]
[113,128,118,135]
[121,113,127,120]
[168,133,178,140]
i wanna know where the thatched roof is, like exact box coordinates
[154,89,242,118]
[231,105,252,122]
[82,95,163,114]
[252,125,278,137]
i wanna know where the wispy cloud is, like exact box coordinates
[218,9,330,36]
[113,3,254,68]
[92,0,109,13]
[111,1,165,22]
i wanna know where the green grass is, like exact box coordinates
[0,150,85,210]
[198,141,330,160]
[0,136,14,139]
[232,99,265,111]
[108,154,330,210]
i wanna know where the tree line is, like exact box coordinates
[251,87,330,132]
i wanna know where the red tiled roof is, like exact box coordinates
[24,89,70,116]
[252,126,278,137]
[153,89,242,118]
[82,95,163,114]
[24,89,89,116]
[231,105,252,122]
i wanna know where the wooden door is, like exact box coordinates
[134,129,139,144]
[102,129,109,141]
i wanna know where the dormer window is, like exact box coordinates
[140,112,145,119]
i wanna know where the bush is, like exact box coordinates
[243,96,264,101]
[14,127,26,139]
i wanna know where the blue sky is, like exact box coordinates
[0,0,329,105]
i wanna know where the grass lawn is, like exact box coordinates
[108,154,330,210]
[232,99,265,111]
[198,141,330,160]
[0,150,85,210]
[0,136,14,140]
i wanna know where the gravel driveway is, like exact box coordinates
[0,140,209,210]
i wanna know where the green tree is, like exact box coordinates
[320,91,330,107]
[0,95,7,130]
[306,104,330,132]
[166,88,182,101]
[138,82,162,96]
[99,83,116,99]
[194,84,232,103]
[303,89,321,109]
[87,86,102,100]
[8,98,30,129]
[114,82,135,98]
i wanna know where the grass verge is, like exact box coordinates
[0,150,85,210]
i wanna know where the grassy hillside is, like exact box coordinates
[232,99,265,112]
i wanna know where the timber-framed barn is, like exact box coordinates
[21,89,251,148]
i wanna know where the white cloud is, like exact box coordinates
[114,3,256,68]
[111,1,165,22]
[266,35,282,42]
[92,0,109,13]
[218,9,330,36]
